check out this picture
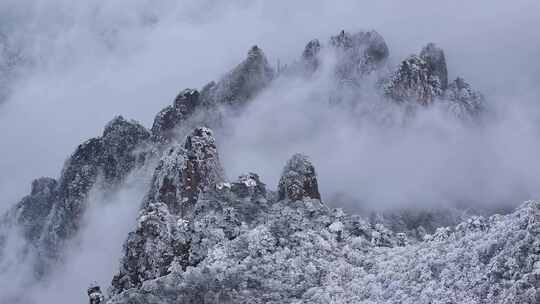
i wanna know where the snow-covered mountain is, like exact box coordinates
[1,29,537,304]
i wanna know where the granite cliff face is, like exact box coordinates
[0,29,510,304]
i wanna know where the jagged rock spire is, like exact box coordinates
[110,127,225,294]
[14,177,57,242]
[330,30,389,62]
[151,88,200,143]
[32,116,149,272]
[201,45,274,107]
[147,126,225,216]
[384,43,449,105]
[384,54,443,105]
[445,77,484,117]
[303,39,321,60]
[278,153,321,201]
[420,43,448,90]
[329,30,389,79]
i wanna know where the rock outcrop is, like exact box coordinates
[384,53,444,105]
[298,30,389,80]
[13,177,58,242]
[201,45,274,108]
[301,39,322,73]
[330,30,389,79]
[383,42,484,118]
[1,116,151,276]
[110,127,226,294]
[278,153,321,201]
[148,46,275,145]
[151,88,200,143]
[445,77,484,118]
[420,43,448,90]
[39,116,150,263]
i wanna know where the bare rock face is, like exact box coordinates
[278,153,321,201]
[13,177,57,242]
[2,116,151,277]
[420,43,448,90]
[330,30,389,79]
[148,46,275,144]
[42,116,150,255]
[201,45,274,108]
[148,127,225,215]
[384,54,443,105]
[230,172,267,199]
[151,88,200,143]
[110,127,225,294]
[445,77,484,118]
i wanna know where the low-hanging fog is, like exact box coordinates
[0,0,540,302]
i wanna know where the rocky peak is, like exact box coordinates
[174,88,199,109]
[100,116,151,183]
[301,39,322,73]
[202,45,274,107]
[420,43,448,90]
[151,88,200,143]
[230,172,266,198]
[302,39,321,61]
[247,45,265,62]
[148,127,225,216]
[330,30,353,49]
[14,177,58,242]
[278,153,321,201]
[103,115,149,141]
[329,30,389,80]
[445,77,484,117]
[21,116,150,274]
[110,127,227,294]
[384,54,443,105]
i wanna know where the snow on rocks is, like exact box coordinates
[110,127,226,295]
[201,45,274,108]
[108,200,540,304]
[278,153,321,202]
[444,77,484,118]
[151,88,200,143]
[1,115,151,277]
[420,43,448,90]
[384,53,443,105]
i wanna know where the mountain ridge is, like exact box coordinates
[0,29,515,304]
